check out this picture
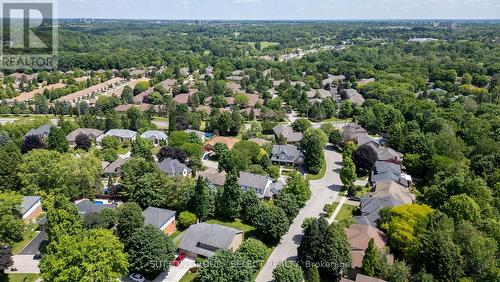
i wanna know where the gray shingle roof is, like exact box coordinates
[273,125,303,143]
[157,158,191,176]
[141,130,168,141]
[25,124,52,137]
[373,161,401,175]
[102,129,137,139]
[178,223,243,258]
[143,207,176,229]
[238,172,272,198]
[66,128,104,142]
[21,196,41,215]
[76,200,114,215]
[271,145,303,163]
[103,157,130,175]
[356,196,404,226]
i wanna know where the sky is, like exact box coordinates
[58,0,500,20]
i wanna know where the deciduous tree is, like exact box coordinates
[126,225,175,279]
[40,229,128,282]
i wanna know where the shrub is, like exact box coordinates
[178,211,197,229]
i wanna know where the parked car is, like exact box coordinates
[172,252,187,266]
[129,273,145,282]
[34,253,42,260]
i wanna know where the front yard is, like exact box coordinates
[305,158,326,181]
[11,224,38,254]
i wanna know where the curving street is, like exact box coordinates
[256,146,343,282]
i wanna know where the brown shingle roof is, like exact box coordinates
[56,77,124,103]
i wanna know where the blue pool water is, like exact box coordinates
[95,201,104,205]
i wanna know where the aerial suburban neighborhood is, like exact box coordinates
[0,2,498,282]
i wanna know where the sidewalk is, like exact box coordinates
[328,196,347,224]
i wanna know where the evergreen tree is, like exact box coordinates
[47,127,69,153]
[218,173,243,220]
[0,245,13,275]
[362,239,381,277]
[306,265,320,282]
[192,178,215,221]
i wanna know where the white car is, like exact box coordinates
[129,273,145,282]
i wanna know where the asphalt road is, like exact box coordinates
[255,146,343,282]
[19,231,46,255]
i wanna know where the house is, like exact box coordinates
[204,136,240,151]
[143,207,177,235]
[178,223,244,258]
[355,196,406,227]
[345,224,392,273]
[173,93,191,104]
[374,147,403,165]
[75,199,114,216]
[157,158,192,177]
[371,161,409,187]
[341,89,365,106]
[306,89,331,100]
[271,145,304,166]
[198,168,227,188]
[369,181,415,205]
[66,128,104,146]
[21,196,43,223]
[273,124,303,144]
[355,196,403,227]
[103,157,130,176]
[114,103,156,114]
[372,161,400,175]
[55,77,125,104]
[238,172,283,199]
[342,124,368,144]
[25,124,52,140]
[141,130,168,146]
[98,129,137,144]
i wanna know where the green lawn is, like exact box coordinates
[0,274,39,282]
[336,204,357,227]
[116,146,131,155]
[179,271,198,282]
[169,230,181,240]
[11,227,38,254]
[321,117,352,123]
[306,158,326,181]
[206,219,255,238]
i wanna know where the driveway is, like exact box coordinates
[6,255,40,273]
[153,258,196,282]
[255,147,343,282]
[19,231,46,255]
